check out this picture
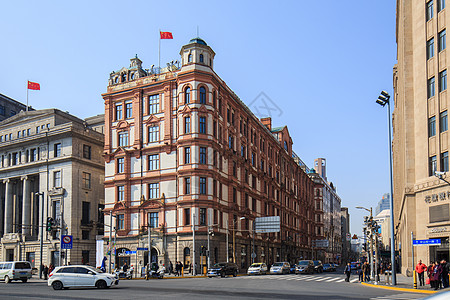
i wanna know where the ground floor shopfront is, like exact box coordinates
[105,231,313,275]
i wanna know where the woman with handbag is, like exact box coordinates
[427,262,435,288]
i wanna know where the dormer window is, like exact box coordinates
[121,74,126,82]
[185,87,191,104]
[284,141,288,151]
[114,77,119,84]
[209,59,212,66]
[199,54,204,63]
[188,54,193,62]
[130,73,135,80]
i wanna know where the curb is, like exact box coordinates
[360,282,437,294]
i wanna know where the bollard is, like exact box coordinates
[413,270,417,289]
[182,267,184,277]
[203,266,207,275]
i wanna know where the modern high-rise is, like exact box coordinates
[102,37,316,273]
[375,193,390,216]
[394,0,450,275]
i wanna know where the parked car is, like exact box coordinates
[322,263,336,272]
[289,264,297,274]
[313,260,323,273]
[350,262,361,271]
[0,261,32,283]
[247,263,268,275]
[48,265,119,290]
[207,262,238,278]
[295,260,314,274]
[269,262,290,275]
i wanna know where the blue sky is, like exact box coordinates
[0,1,397,238]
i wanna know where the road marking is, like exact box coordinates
[369,293,425,300]
[336,278,345,282]
[350,278,359,283]
[315,276,332,281]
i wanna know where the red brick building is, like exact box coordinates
[102,37,315,273]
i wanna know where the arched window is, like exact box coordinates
[185,87,191,104]
[199,54,204,63]
[184,247,191,268]
[199,87,206,104]
[188,54,193,62]
[121,74,126,82]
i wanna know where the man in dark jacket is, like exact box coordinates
[441,260,449,288]
[344,262,351,282]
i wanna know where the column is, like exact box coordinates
[22,176,31,236]
[4,179,13,235]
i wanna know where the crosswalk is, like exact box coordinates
[369,293,426,300]
[238,274,360,284]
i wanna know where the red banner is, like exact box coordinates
[160,31,173,39]
[27,81,40,90]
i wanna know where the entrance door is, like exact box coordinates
[184,247,190,269]
[6,249,14,261]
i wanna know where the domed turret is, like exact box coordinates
[180,37,215,69]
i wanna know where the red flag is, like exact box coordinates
[28,81,40,90]
[160,31,173,39]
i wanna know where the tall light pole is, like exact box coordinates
[35,192,44,279]
[376,90,397,285]
[232,217,246,264]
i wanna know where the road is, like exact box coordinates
[0,272,428,300]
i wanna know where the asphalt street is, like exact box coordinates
[0,273,429,300]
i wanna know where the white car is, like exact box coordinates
[48,265,118,290]
[247,263,268,275]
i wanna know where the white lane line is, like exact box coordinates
[315,276,333,282]
[336,278,345,282]
[350,278,359,283]
[325,277,340,282]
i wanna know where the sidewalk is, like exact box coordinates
[360,273,440,294]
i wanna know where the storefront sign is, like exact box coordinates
[413,239,441,246]
[424,191,450,204]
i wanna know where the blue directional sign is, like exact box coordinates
[125,251,136,255]
[413,239,441,246]
[61,235,73,249]
[137,247,148,251]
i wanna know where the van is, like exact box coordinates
[0,261,32,283]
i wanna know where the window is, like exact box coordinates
[200,147,207,164]
[233,187,237,203]
[184,116,191,133]
[438,0,445,12]
[439,30,446,52]
[252,153,256,167]
[185,87,191,104]
[430,155,438,176]
[429,116,436,137]
[149,212,158,228]
[428,77,436,98]
[115,104,123,120]
[83,145,91,159]
[82,230,90,240]
[184,208,191,225]
[148,154,159,171]
[82,201,90,225]
[200,177,207,194]
[441,110,448,132]
[125,103,132,118]
[118,186,125,201]
[199,87,206,104]
[54,143,61,157]
[148,126,159,142]
[430,204,450,223]
[229,136,233,149]
[188,54,192,63]
[427,38,435,60]
[82,172,91,189]
[199,208,206,225]
[149,183,160,199]
[184,147,191,164]
[427,0,434,21]
[118,132,128,146]
[440,70,447,92]
[185,177,191,194]
[199,54,204,63]
[53,171,61,188]
[117,214,125,230]
[117,157,125,173]
[442,151,449,172]
[199,116,206,134]
[213,91,216,108]
[148,94,159,114]
[30,148,37,162]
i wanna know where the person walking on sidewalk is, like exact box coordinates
[440,260,449,288]
[433,261,443,290]
[43,265,49,280]
[428,262,435,289]
[344,262,351,282]
[416,260,427,286]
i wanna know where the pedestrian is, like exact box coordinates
[123,262,129,273]
[189,262,192,274]
[48,264,54,275]
[180,261,184,276]
[358,266,363,282]
[434,261,443,290]
[43,265,49,280]
[441,259,449,288]
[145,263,150,280]
[169,261,173,275]
[344,262,351,282]
[416,260,427,286]
[428,262,435,289]
[385,263,392,285]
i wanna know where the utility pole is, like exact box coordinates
[207,224,211,269]
[148,220,151,266]
[59,197,64,267]
[192,212,196,276]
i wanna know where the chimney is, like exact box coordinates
[260,117,272,130]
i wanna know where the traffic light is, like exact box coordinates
[47,217,54,232]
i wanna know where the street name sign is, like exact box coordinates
[137,247,148,251]
[254,216,280,233]
[61,235,73,249]
[413,239,441,246]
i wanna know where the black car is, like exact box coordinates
[295,260,315,274]
[207,262,239,278]
[313,260,323,273]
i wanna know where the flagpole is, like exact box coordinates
[158,30,161,72]
[26,81,29,112]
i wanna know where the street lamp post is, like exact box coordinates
[35,192,44,279]
[232,217,246,264]
[376,91,397,285]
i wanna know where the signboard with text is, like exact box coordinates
[254,216,280,233]
[61,235,73,249]
[413,239,441,246]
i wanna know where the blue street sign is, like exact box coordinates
[125,251,137,255]
[61,235,73,249]
[413,239,441,246]
[137,247,148,251]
